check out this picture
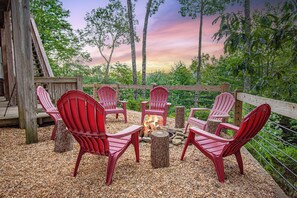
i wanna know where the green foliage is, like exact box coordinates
[30,0,89,74]
[78,0,134,82]
[178,0,226,19]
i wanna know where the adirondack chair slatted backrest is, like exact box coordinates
[222,104,271,157]
[97,86,117,109]
[209,92,235,121]
[149,86,169,110]
[57,90,109,155]
[36,86,61,121]
[37,86,56,111]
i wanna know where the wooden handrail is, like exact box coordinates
[236,92,297,120]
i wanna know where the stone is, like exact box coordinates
[172,138,182,146]
[142,136,151,143]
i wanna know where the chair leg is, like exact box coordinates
[124,111,127,123]
[184,122,189,134]
[213,157,225,182]
[235,151,244,174]
[180,131,195,160]
[163,115,167,126]
[106,154,119,185]
[73,149,84,177]
[51,125,57,140]
[141,112,145,124]
[131,133,140,162]
[116,113,119,119]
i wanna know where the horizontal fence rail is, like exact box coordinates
[83,83,231,100]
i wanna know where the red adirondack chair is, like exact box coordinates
[184,92,235,133]
[57,90,141,185]
[36,86,61,140]
[181,104,271,182]
[97,86,127,123]
[141,86,171,125]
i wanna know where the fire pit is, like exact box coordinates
[140,115,187,145]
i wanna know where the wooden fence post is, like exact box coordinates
[151,83,157,89]
[234,90,243,126]
[76,76,83,91]
[116,83,120,101]
[93,83,97,99]
[221,83,230,92]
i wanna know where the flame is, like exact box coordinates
[142,115,161,137]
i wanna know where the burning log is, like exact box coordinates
[140,115,161,137]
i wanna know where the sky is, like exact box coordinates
[60,0,285,72]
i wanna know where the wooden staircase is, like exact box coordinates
[30,16,53,77]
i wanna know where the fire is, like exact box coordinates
[142,115,163,137]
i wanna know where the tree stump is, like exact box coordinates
[54,119,73,153]
[175,106,185,128]
[206,119,222,134]
[151,131,169,168]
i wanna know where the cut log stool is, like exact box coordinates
[54,119,73,153]
[175,106,185,128]
[206,119,222,134]
[151,131,169,168]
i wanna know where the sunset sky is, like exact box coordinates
[61,0,285,72]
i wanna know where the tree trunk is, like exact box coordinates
[194,0,204,107]
[104,62,110,83]
[127,0,138,99]
[151,131,169,168]
[54,119,73,153]
[141,0,152,98]
[175,106,185,128]
[206,119,221,134]
[243,0,251,92]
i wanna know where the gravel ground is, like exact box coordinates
[0,110,286,197]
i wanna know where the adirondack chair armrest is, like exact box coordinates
[190,127,232,143]
[119,101,127,108]
[107,125,142,138]
[211,114,230,118]
[141,101,149,109]
[46,108,59,114]
[215,123,239,136]
[189,108,211,117]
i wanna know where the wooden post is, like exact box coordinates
[4,11,16,105]
[175,106,185,128]
[234,90,243,126]
[115,83,120,101]
[76,76,83,91]
[1,28,9,99]
[220,83,230,92]
[151,131,169,168]
[206,119,221,133]
[54,119,73,153]
[11,0,38,143]
[93,83,97,99]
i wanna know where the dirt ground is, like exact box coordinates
[0,110,286,197]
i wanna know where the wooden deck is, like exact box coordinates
[0,97,52,127]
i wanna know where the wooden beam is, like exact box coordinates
[4,11,16,105]
[237,92,297,120]
[1,27,8,99]
[11,0,37,143]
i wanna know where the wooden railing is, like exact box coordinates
[234,91,297,126]
[84,83,230,100]
[34,76,82,104]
